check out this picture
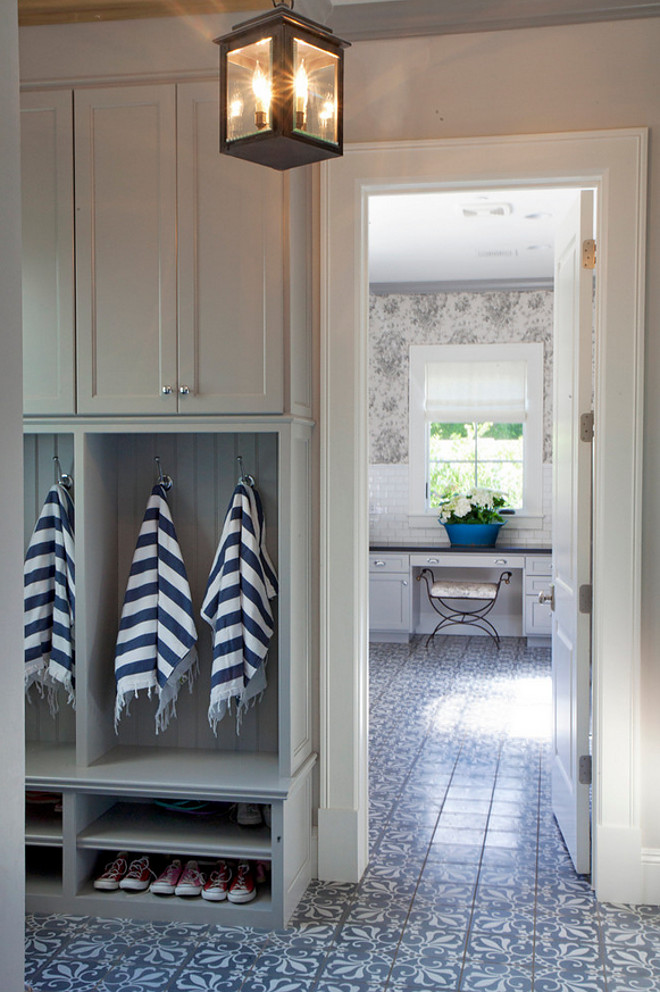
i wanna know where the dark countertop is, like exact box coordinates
[370,545,552,554]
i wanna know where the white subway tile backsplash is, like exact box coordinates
[369,462,553,548]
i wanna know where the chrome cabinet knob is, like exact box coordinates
[179,384,191,395]
[402,580,408,587]
[161,385,173,395]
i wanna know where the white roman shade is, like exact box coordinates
[425,359,527,421]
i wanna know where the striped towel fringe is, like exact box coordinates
[201,482,278,735]
[24,483,76,713]
[114,484,198,735]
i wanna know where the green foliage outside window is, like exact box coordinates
[428,421,524,509]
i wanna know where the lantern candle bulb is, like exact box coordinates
[252,62,271,129]
[294,60,308,130]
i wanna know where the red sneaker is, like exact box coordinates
[227,862,257,903]
[202,860,233,902]
[93,852,128,891]
[119,855,155,891]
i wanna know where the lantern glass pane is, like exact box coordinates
[226,37,273,142]
[292,38,339,145]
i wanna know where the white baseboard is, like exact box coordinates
[641,848,660,906]
[594,823,643,905]
[317,806,369,882]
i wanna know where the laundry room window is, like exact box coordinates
[409,342,544,521]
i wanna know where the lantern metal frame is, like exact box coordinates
[214,2,350,171]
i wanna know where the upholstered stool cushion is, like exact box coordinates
[430,580,499,600]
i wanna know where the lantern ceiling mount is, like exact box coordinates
[214,0,350,171]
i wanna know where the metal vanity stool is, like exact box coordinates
[417,568,513,649]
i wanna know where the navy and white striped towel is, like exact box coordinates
[24,483,76,711]
[201,482,278,734]
[114,484,198,735]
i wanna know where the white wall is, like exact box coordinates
[1,1,26,986]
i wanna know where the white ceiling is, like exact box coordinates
[368,187,583,289]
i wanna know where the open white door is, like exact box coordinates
[550,189,594,875]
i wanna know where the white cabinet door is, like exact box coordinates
[75,86,178,415]
[177,83,284,414]
[369,573,411,632]
[21,91,76,415]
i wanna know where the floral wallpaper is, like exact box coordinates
[368,289,554,465]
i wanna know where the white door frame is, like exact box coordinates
[318,129,647,904]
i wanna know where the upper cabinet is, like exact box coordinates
[22,82,285,418]
[176,83,284,416]
[21,91,76,416]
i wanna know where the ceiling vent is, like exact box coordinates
[476,248,519,258]
[461,202,513,218]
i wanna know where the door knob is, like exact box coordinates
[538,585,555,611]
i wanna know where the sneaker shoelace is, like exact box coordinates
[208,863,232,887]
[233,864,252,889]
[125,857,155,881]
[179,865,205,887]
[157,862,182,884]
[100,856,127,881]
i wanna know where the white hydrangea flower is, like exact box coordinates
[453,497,472,518]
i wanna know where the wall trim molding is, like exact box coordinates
[320,129,647,902]
[370,277,554,295]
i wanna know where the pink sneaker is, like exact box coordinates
[255,860,269,885]
[150,858,183,895]
[93,852,128,890]
[119,855,156,891]
[227,862,257,903]
[201,860,233,902]
[174,860,205,897]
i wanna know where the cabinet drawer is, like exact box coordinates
[369,554,409,574]
[525,596,552,635]
[525,555,552,575]
[525,574,553,597]
[410,552,525,570]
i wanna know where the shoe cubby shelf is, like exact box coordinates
[25,806,63,847]
[77,802,272,860]
[73,884,274,927]
[23,420,315,927]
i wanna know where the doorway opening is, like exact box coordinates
[365,182,596,875]
[317,130,645,905]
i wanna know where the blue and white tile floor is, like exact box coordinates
[26,636,660,991]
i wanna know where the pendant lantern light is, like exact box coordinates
[214,1,350,171]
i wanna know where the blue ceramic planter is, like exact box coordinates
[443,522,504,547]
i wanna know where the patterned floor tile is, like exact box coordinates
[23,637,660,992]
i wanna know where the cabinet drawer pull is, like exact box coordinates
[494,558,508,564]
[179,384,191,395]
[427,557,439,564]
[373,560,386,567]
[161,384,173,395]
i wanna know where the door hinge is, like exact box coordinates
[580,411,594,442]
[579,754,593,785]
[579,584,593,614]
[583,238,597,269]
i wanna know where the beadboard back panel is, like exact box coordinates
[78,431,279,763]
[23,432,76,745]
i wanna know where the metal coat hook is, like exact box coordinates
[154,456,173,491]
[53,456,72,490]
[237,455,256,488]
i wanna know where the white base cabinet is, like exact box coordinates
[369,554,411,642]
[24,420,314,927]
